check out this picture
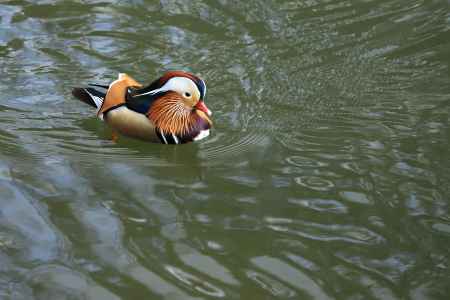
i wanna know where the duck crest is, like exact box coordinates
[158,71,200,86]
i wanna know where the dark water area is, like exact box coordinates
[1,0,449,299]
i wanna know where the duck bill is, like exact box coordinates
[195,101,212,116]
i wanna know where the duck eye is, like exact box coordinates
[184,92,191,98]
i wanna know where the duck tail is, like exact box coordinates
[72,87,106,109]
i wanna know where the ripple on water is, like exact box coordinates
[294,176,335,191]
[286,155,328,168]
[340,161,368,175]
[251,256,332,300]
[0,231,15,250]
[166,266,225,298]
[0,180,63,262]
[206,240,224,252]
[390,161,437,185]
[246,269,296,298]
[0,162,12,181]
[333,264,397,300]
[421,219,450,237]
[44,122,270,168]
[27,265,120,300]
[200,130,269,163]
[224,215,262,231]
[339,191,372,205]
[173,243,239,286]
[288,198,348,214]
[285,253,320,272]
[431,223,450,236]
[335,252,416,284]
[265,217,384,245]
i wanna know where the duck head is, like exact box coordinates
[127,71,212,143]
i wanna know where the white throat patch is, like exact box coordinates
[193,129,210,141]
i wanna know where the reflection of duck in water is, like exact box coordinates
[72,71,212,144]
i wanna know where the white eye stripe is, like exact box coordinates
[133,77,199,99]
[133,88,163,97]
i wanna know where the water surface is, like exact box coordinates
[0,0,449,299]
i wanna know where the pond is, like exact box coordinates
[0,0,449,299]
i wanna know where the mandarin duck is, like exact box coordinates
[72,71,212,144]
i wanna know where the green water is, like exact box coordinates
[1,0,449,299]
